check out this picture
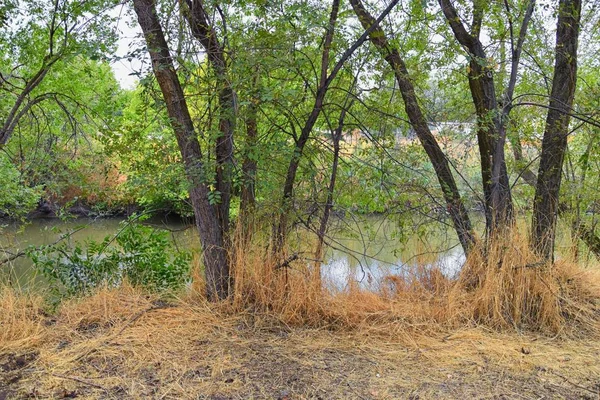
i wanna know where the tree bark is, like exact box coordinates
[532,0,581,261]
[181,0,235,235]
[133,0,230,300]
[439,0,514,232]
[350,0,476,254]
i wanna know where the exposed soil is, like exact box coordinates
[1,290,599,400]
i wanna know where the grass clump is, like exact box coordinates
[184,227,600,336]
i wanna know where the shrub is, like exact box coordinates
[27,221,191,296]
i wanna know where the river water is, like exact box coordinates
[1,216,466,290]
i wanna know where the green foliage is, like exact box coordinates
[1,58,128,214]
[0,155,43,219]
[2,0,599,274]
[26,221,191,296]
[102,87,193,215]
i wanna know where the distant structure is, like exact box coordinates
[338,122,476,156]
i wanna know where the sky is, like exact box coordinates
[109,5,143,90]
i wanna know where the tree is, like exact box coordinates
[349,0,476,254]
[272,0,401,255]
[180,0,235,235]
[1,0,117,148]
[532,0,581,261]
[133,0,230,300]
[438,0,517,232]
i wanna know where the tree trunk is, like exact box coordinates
[512,134,600,260]
[439,0,514,232]
[532,0,581,261]
[272,0,341,255]
[181,0,235,235]
[133,0,230,300]
[271,0,401,255]
[240,97,258,219]
[314,103,349,275]
[350,0,476,254]
[0,61,58,148]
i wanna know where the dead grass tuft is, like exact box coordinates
[0,289,46,352]
[197,227,600,336]
[1,280,599,399]
[449,231,600,334]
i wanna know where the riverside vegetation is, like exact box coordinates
[1,0,600,398]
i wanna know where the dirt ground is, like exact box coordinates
[1,289,599,400]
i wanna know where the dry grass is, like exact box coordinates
[0,290,46,353]
[216,228,600,336]
[448,231,600,333]
[1,229,600,399]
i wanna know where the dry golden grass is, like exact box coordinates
[448,231,600,334]
[0,289,46,353]
[1,284,599,399]
[214,228,600,336]
[1,228,600,399]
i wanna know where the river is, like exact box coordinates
[1,215,468,290]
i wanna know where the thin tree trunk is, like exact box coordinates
[133,0,230,300]
[350,0,476,254]
[272,0,341,255]
[0,61,58,147]
[240,96,258,220]
[532,0,581,261]
[1,0,68,147]
[314,103,350,275]
[271,0,401,255]
[512,134,600,260]
[511,136,538,187]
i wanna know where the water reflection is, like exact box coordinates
[311,215,466,291]
[321,245,465,292]
[2,216,465,289]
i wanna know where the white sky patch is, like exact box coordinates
[109,5,145,90]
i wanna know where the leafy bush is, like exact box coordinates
[27,222,191,296]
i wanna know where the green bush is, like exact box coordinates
[27,221,191,296]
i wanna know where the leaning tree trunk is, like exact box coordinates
[133,0,230,300]
[272,0,341,255]
[532,0,581,261]
[314,101,350,274]
[350,0,476,254]
[271,0,401,255]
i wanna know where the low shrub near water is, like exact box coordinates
[27,222,191,296]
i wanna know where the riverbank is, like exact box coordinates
[3,228,600,399]
[2,281,600,400]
